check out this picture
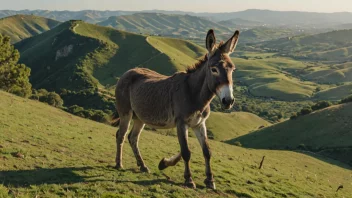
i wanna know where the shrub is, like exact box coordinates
[233,141,242,147]
[311,101,332,111]
[290,112,298,120]
[300,107,312,115]
[31,89,64,108]
[340,95,352,104]
[67,105,109,123]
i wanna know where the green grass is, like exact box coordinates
[315,83,352,100]
[258,29,352,62]
[232,56,317,100]
[206,112,270,141]
[230,102,352,166]
[147,36,207,71]
[1,91,352,197]
[153,111,270,141]
[0,14,60,43]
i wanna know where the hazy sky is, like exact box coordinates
[1,0,352,13]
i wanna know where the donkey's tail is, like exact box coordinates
[110,111,120,127]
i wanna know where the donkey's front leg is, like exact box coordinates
[176,120,196,189]
[192,122,215,190]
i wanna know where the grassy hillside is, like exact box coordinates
[259,29,352,62]
[240,27,298,43]
[232,55,318,100]
[0,14,60,43]
[97,13,231,38]
[1,91,351,197]
[147,36,207,71]
[206,112,270,141]
[14,20,205,111]
[230,102,352,165]
[218,18,263,29]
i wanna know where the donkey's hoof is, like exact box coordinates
[184,178,196,189]
[158,158,168,170]
[204,179,216,190]
[115,164,124,170]
[140,166,150,173]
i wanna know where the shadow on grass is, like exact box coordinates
[0,166,180,188]
[0,167,99,187]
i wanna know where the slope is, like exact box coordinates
[1,91,351,197]
[259,29,352,62]
[205,112,270,141]
[97,13,231,37]
[229,102,352,165]
[14,20,205,110]
[0,14,61,43]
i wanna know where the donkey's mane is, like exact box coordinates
[186,55,207,73]
[186,41,225,74]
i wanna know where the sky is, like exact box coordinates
[1,0,352,13]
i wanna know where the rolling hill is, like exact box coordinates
[1,91,351,197]
[97,13,231,38]
[218,18,263,29]
[259,29,352,62]
[205,112,270,141]
[232,55,318,100]
[0,15,60,43]
[229,102,352,166]
[14,20,207,110]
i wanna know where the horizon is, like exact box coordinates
[2,8,352,14]
[1,0,352,13]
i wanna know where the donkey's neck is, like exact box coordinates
[186,62,215,112]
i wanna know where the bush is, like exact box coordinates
[300,107,312,115]
[67,105,109,123]
[290,112,298,120]
[340,95,352,104]
[233,141,242,147]
[311,101,332,111]
[31,89,64,108]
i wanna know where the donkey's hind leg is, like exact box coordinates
[128,118,149,173]
[115,112,132,169]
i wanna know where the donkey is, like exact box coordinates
[112,29,239,189]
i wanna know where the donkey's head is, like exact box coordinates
[205,29,239,110]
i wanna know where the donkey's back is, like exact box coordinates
[115,67,186,129]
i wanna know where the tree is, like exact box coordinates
[0,34,32,97]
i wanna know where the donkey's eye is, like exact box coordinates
[211,68,218,73]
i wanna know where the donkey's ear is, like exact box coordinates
[206,29,216,54]
[221,30,240,54]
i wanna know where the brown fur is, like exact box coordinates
[113,29,240,189]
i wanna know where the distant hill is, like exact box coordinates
[0,15,60,43]
[2,9,352,27]
[196,9,352,25]
[97,13,231,37]
[259,29,352,62]
[229,102,352,165]
[218,18,263,29]
[0,10,136,23]
[14,20,206,110]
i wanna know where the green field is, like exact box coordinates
[1,91,351,197]
[230,102,352,166]
[0,15,60,43]
[206,112,270,141]
[232,56,317,100]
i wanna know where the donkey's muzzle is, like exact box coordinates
[221,97,235,109]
